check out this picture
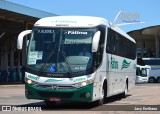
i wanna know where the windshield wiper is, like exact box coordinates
[61,50,74,77]
[37,45,57,76]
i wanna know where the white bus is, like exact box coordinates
[136,65,150,83]
[142,58,160,83]
[17,16,136,105]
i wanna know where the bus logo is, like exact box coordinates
[122,59,131,70]
[52,85,58,90]
[110,57,118,69]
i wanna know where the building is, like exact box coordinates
[0,0,57,83]
[128,26,160,58]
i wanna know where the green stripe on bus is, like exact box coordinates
[45,79,64,82]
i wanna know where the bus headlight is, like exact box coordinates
[74,79,94,88]
[25,77,35,85]
[27,80,32,84]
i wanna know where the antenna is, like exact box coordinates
[111,11,147,27]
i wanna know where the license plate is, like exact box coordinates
[49,97,61,102]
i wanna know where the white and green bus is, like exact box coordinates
[17,16,136,105]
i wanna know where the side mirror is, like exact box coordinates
[92,31,101,52]
[17,30,32,50]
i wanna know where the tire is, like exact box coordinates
[157,77,160,83]
[95,82,107,106]
[149,77,155,83]
[122,82,128,98]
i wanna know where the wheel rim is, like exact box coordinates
[125,85,127,95]
[150,78,154,82]
[99,86,105,104]
[102,88,104,98]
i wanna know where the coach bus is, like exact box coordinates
[142,58,160,83]
[136,65,150,83]
[17,16,136,105]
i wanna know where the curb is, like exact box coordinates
[0,84,24,88]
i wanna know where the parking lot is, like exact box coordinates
[0,83,160,113]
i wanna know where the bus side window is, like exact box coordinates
[106,28,136,60]
[114,33,119,55]
[106,28,114,54]
[106,28,111,53]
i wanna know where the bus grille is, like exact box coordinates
[37,91,73,98]
[33,83,76,90]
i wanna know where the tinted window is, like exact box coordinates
[144,60,160,65]
[106,28,136,60]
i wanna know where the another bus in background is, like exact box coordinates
[142,58,160,83]
[136,65,150,83]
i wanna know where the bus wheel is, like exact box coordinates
[95,82,107,106]
[157,77,160,83]
[122,82,128,98]
[44,100,56,106]
[149,77,155,83]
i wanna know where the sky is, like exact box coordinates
[5,0,160,32]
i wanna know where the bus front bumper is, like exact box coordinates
[25,83,93,103]
[136,77,148,83]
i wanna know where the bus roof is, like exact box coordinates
[34,16,109,28]
[34,16,135,43]
[111,26,136,43]
[143,58,160,60]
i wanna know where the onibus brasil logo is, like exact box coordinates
[121,59,131,70]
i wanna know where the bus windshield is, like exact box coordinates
[27,27,97,77]
[136,67,147,77]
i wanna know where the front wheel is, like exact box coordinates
[149,77,155,83]
[121,83,128,98]
[95,82,107,106]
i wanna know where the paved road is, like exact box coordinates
[0,83,160,113]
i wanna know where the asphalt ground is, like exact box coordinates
[0,83,160,114]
